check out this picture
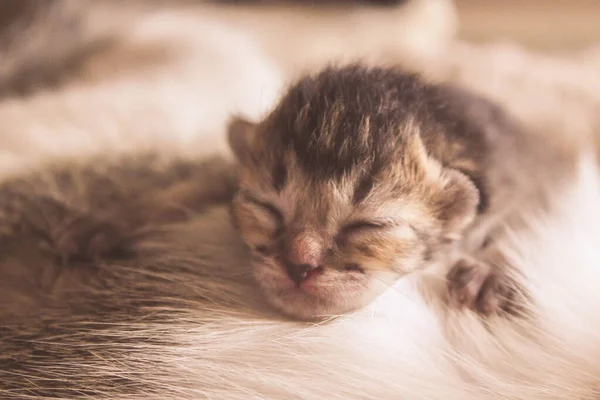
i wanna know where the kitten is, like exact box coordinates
[227,64,554,321]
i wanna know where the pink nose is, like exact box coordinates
[283,232,323,284]
[284,231,322,267]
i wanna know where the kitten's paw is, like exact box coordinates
[447,258,522,317]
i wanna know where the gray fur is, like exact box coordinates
[0,153,251,398]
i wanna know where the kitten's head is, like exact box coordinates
[227,65,479,320]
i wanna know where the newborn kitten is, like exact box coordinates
[227,64,540,320]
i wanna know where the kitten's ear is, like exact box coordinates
[407,137,478,236]
[227,116,257,164]
[434,168,480,238]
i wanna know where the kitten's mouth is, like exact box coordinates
[269,262,330,297]
[253,259,376,319]
[292,266,324,287]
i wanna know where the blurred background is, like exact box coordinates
[0,0,598,174]
[456,0,600,51]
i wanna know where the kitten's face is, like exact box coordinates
[228,117,478,320]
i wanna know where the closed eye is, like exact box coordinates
[340,220,386,235]
[242,191,284,226]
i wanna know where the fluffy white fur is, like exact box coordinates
[2,153,597,400]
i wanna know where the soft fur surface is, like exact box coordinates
[1,1,600,399]
[1,150,599,400]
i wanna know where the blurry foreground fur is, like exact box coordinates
[0,149,599,400]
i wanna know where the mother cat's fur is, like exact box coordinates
[1,148,600,400]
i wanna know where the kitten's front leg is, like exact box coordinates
[446,256,525,317]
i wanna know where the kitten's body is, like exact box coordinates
[228,64,574,320]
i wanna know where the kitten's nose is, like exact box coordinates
[284,262,317,285]
[284,231,322,266]
[283,231,323,284]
